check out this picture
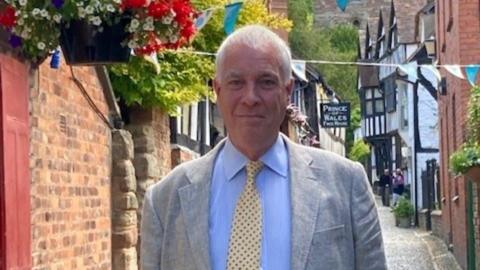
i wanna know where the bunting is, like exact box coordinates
[195,8,215,31]
[143,52,161,74]
[465,65,480,86]
[224,2,243,35]
[292,60,307,82]
[443,65,465,79]
[398,62,418,82]
[336,0,350,12]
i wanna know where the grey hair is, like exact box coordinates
[215,25,292,84]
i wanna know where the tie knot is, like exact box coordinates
[246,160,263,180]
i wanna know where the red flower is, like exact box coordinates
[0,6,16,28]
[147,1,170,18]
[180,22,195,39]
[121,0,148,9]
[172,0,193,24]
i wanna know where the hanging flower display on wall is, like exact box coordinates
[0,0,197,63]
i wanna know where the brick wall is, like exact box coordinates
[152,108,171,177]
[30,62,112,269]
[436,0,480,268]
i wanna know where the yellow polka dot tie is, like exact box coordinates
[227,160,264,270]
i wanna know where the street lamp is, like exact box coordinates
[424,39,436,57]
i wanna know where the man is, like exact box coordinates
[141,25,386,270]
[378,169,391,207]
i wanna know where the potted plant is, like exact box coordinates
[392,196,414,228]
[0,0,196,65]
[449,86,480,181]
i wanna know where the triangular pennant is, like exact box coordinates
[398,62,418,82]
[465,65,480,86]
[336,0,350,12]
[195,8,215,31]
[420,65,441,82]
[224,2,243,35]
[143,52,161,74]
[443,65,465,79]
[292,60,307,82]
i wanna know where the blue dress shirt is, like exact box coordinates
[209,135,291,270]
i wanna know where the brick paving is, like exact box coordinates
[376,197,462,270]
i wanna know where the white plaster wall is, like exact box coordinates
[417,76,439,149]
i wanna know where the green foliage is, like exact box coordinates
[449,86,480,175]
[109,52,214,114]
[393,197,414,218]
[348,139,370,162]
[288,0,359,153]
[466,86,480,143]
[289,25,359,109]
[450,143,480,175]
[110,0,292,114]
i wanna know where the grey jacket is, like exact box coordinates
[141,136,387,270]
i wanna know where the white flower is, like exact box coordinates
[76,2,84,6]
[40,9,48,18]
[18,0,27,6]
[78,7,86,18]
[17,18,24,26]
[85,5,94,14]
[161,16,173,25]
[20,31,30,39]
[91,16,102,26]
[146,17,154,24]
[127,40,138,49]
[113,0,121,3]
[53,14,62,23]
[130,19,140,29]
[31,8,40,16]
[106,4,115,12]
[143,23,154,31]
[37,42,45,50]
[172,21,178,28]
[169,35,178,43]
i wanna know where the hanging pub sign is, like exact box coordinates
[320,102,351,128]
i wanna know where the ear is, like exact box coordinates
[284,78,294,102]
[213,78,221,96]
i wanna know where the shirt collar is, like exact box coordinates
[223,135,288,181]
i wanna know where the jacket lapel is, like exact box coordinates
[177,141,226,270]
[285,138,324,270]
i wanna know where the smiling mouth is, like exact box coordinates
[236,115,264,118]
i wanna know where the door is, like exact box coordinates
[0,55,31,270]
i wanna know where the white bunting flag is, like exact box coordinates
[443,65,465,79]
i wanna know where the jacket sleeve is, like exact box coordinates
[351,162,387,269]
[141,187,163,270]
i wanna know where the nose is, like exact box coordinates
[242,81,260,106]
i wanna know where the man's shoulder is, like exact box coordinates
[289,142,361,171]
[147,154,213,196]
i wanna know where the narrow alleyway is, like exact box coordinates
[377,197,462,270]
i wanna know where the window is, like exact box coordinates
[384,79,397,112]
[364,88,384,116]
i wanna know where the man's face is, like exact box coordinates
[213,44,293,147]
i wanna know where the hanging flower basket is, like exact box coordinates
[0,0,197,66]
[60,15,131,65]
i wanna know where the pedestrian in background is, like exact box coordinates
[140,25,387,270]
[392,168,405,206]
[378,169,391,206]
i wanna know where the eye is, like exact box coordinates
[259,78,278,88]
[227,79,244,89]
